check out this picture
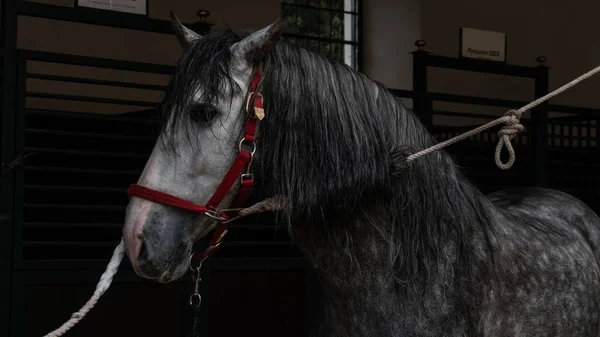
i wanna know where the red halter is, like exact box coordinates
[127,67,264,263]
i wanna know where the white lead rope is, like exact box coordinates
[41,196,287,337]
[43,239,125,337]
[407,64,600,169]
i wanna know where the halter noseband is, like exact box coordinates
[127,67,264,263]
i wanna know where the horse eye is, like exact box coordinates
[189,103,219,125]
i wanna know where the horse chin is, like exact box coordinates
[155,221,218,284]
[157,261,188,283]
[156,250,191,283]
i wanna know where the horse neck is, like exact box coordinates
[293,109,495,335]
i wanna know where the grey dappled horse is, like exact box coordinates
[122,15,600,337]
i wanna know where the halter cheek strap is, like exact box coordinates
[127,67,264,262]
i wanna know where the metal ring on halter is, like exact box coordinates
[189,293,202,308]
[239,138,257,155]
[216,208,244,224]
[204,209,228,222]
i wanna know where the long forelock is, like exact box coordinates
[158,29,246,152]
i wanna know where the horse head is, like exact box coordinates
[122,13,284,283]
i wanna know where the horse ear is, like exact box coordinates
[170,10,202,48]
[231,18,284,62]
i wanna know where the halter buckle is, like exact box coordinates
[245,92,264,120]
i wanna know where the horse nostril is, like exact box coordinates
[137,240,162,279]
[138,240,148,261]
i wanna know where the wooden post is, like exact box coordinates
[412,40,433,130]
[531,56,549,187]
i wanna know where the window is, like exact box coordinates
[281,1,360,69]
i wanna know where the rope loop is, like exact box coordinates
[494,109,524,170]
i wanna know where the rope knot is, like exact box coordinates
[495,109,524,170]
[497,109,524,139]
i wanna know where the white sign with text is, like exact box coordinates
[460,27,506,62]
[78,0,147,15]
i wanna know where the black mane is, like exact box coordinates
[257,39,497,285]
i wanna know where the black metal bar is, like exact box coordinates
[282,2,358,14]
[356,0,363,72]
[0,1,17,335]
[392,89,600,118]
[531,65,549,187]
[10,51,26,318]
[429,92,528,109]
[20,241,131,247]
[283,32,358,45]
[433,110,499,120]
[25,128,155,141]
[412,47,431,130]
[24,147,149,159]
[389,88,415,99]
[26,109,158,124]
[12,267,164,283]
[24,166,141,176]
[21,241,292,250]
[25,222,124,229]
[21,49,172,74]
[424,53,539,78]
[548,104,600,116]
[23,221,277,230]
[547,114,600,122]
[24,185,125,193]
[24,204,126,211]
[16,258,307,273]
[27,73,167,91]
[26,91,159,107]
[118,108,159,119]
[16,1,177,35]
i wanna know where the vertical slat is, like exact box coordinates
[0,1,17,336]
[531,64,549,187]
[412,48,431,130]
[582,120,588,148]
[12,54,26,267]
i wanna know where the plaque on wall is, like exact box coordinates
[460,27,506,63]
[77,0,148,16]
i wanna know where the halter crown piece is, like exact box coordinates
[127,66,264,263]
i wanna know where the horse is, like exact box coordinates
[122,14,600,337]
